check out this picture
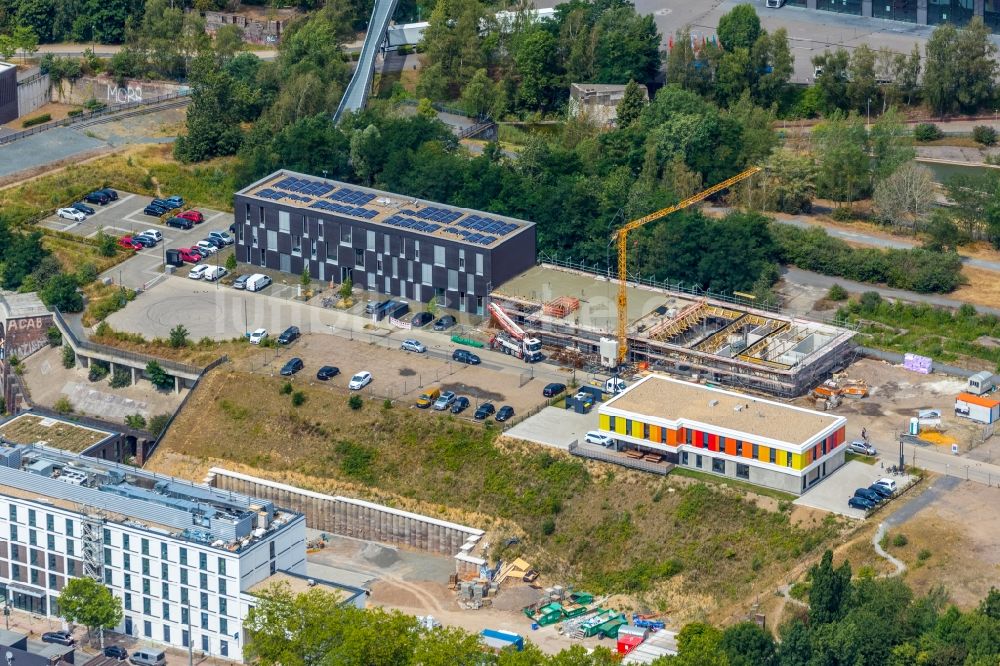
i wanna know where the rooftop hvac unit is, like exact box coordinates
[58,469,89,486]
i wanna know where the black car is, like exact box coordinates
[143,204,167,216]
[433,315,457,331]
[103,645,128,660]
[100,188,118,201]
[42,631,74,646]
[132,234,157,248]
[317,365,340,380]
[151,198,175,209]
[165,195,184,207]
[410,312,434,327]
[854,487,883,504]
[165,216,193,230]
[278,326,301,344]
[71,202,95,215]
[848,496,875,511]
[203,236,226,248]
[495,405,515,422]
[452,349,481,365]
[867,483,893,500]
[451,396,470,414]
[543,382,566,397]
[84,191,110,205]
[280,357,304,376]
[474,402,496,420]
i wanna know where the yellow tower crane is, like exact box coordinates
[614,165,762,365]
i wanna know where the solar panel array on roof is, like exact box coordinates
[383,214,444,234]
[329,187,376,206]
[309,200,378,219]
[275,176,335,197]
[441,227,497,245]
[401,206,463,223]
[457,214,519,237]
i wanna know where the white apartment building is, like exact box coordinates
[0,442,324,661]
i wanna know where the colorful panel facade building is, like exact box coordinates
[598,375,848,494]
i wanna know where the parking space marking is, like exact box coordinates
[101,193,136,214]
[204,211,226,224]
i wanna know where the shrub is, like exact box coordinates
[830,207,854,222]
[913,123,943,142]
[348,395,363,410]
[110,367,132,388]
[47,326,62,347]
[382,398,393,409]
[225,253,237,271]
[76,262,98,284]
[61,345,75,369]
[145,361,174,390]
[972,125,997,146]
[22,113,52,128]
[917,549,932,562]
[279,382,293,395]
[892,533,909,548]
[83,98,105,111]
[542,517,556,536]
[169,324,190,349]
[148,413,171,437]
[291,391,306,407]
[67,108,83,117]
[54,397,74,414]
[88,360,110,382]
[124,414,147,429]
[827,284,848,301]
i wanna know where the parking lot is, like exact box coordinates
[794,460,914,519]
[505,406,599,450]
[37,190,232,290]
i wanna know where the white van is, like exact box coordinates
[130,648,166,666]
[765,0,785,6]
[246,273,272,292]
[203,265,228,282]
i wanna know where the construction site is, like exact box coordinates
[489,264,857,398]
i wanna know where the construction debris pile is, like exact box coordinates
[811,375,869,409]
[450,557,539,610]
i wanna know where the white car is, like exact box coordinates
[348,371,372,390]
[188,264,210,280]
[57,208,86,222]
[400,339,426,353]
[584,431,614,447]
[874,477,897,493]
[195,240,218,255]
[249,328,268,344]
[203,265,227,281]
[208,231,234,245]
[143,229,163,242]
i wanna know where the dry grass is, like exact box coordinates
[0,413,109,453]
[2,103,80,129]
[90,325,252,365]
[43,235,122,276]
[951,266,1000,309]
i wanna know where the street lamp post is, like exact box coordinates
[867,98,871,129]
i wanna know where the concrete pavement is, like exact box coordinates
[906,443,1000,487]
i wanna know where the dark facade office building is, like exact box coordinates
[234,171,537,315]
[0,62,17,125]
[782,0,1000,30]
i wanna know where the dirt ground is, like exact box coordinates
[233,333,550,416]
[792,357,981,453]
[3,102,79,129]
[951,266,1000,310]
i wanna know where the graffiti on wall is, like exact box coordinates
[0,315,53,361]
[107,84,142,104]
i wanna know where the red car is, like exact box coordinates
[178,210,204,224]
[118,236,143,250]
[177,248,202,263]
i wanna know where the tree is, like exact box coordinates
[62,344,76,369]
[672,622,729,666]
[512,27,560,111]
[421,0,486,91]
[847,44,878,114]
[873,163,935,234]
[459,68,495,119]
[145,361,174,390]
[753,28,793,108]
[124,413,147,430]
[665,27,712,95]
[717,4,761,52]
[13,26,38,63]
[924,18,997,116]
[591,7,660,85]
[720,622,777,666]
[416,97,436,119]
[339,277,353,300]
[147,413,171,436]
[173,53,246,162]
[973,125,998,146]
[922,210,963,253]
[300,266,311,290]
[168,324,189,348]
[812,49,850,113]
[812,112,869,204]
[57,577,123,647]
[0,34,16,61]
[616,80,646,128]
[40,273,83,312]
[96,228,118,257]
[869,108,914,183]
[225,253,237,271]
[809,549,853,624]
[889,44,922,106]
[350,124,384,185]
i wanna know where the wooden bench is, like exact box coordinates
[624,450,644,459]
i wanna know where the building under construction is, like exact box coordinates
[489,265,857,398]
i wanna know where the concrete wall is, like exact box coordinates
[51,75,186,105]
[0,64,17,124]
[206,468,485,571]
[16,69,49,118]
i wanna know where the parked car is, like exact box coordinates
[348,371,372,390]
[176,248,201,263]
[279,357,304,376]
[165,216,193,230]
[366,299,391,314]
[84,191,110,205]
[585,431,614,447]
[495,405,515,422]
[451,396,470,414]
[474,402,496,420]
[202,236,226,249]
[103,645,128,660]
[208,230,233,245]
[543,382,566,397]
[233,274,251,290]
[452,349,481,365]
[847,440,877,456]
[99,188,118,201]
[433,315,456,331]
[186,247,208,260]
[848,496,875,511]
[144,205,167,217]
[854,487,883,504]
[71,202,95,215]
[874,477,897,494]
[165,195,184,207]
[188,264,210,280]
[410,312,434,328]
[118,236,142,250]
[203,265,227,281]
[277,326,300,344]
[249,328,268,344]
[416,387,441,409]
[151,198,175,210]
[142,229,163,242]
[245,274,272,292]
[400,339,426,353]
[56,207,86,221]
[42,631,74,646]
[178,209,204,224]
[433,390,457,411]
[132,234,158,248]
[316,366,340,380]
[195,240,219,255]
[868,483,893,500]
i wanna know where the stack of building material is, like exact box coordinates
[621,629,679,664]
[495,558,533,584]
[544,296,580,318]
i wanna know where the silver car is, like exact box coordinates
[433,391,456,410]
[400,339,426,353]
[232,274,250,290]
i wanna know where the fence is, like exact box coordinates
[567,440,672,475]
[0,91,189,145]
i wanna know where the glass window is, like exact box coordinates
[122,534,130,551]
[105,568,112,585]
[142,558,150,576]
[199,553,207,570]
[124,573,132,589]
[200,592,209,609]
[752,444,759,459]
[30,550,37,565]
[221,640,229,657]
[162,582,170,600]
[124,554,131,570]
[163,625,170,643]
[736,441,742,457]
[66,541,74,556]
[355,248,364,268]
[65,519,74,536]
[9,505,16,522]
[10,544,18,559]
[872,0,917,22]
[200,573,208,590]
[67,560,75,576]
[182,588,189,605]
[141,539,149,556]
[182,607,189,625]
[48,553,56,568]
[278,210,290,234]
[218,558,227,576]
[30,569,39,585]
[219,579,227,596]
[47,535,54,550]
[201,612,209,630]
[202,635,210,652]
[696,454,703,469]
[736,463,750,479]
[161,563,169,580]
[143,598,151,615]
[104,549,111,566]
[10,525,17,542]
[219,598,228,616]
[48,573,57,589]
[124,593,132,611]
[366,230,375,252]
[769,448,777,464]
[162,602,170,621]
[28,509,36,527]
[103,529,111,545]
[928,0,974,25]
[143,579,150,594]
[681,451,689,465]
[816,0,862,15]
[181,569,189,585]
[45,514,53,531]
[29,530,36,546]
[712,458,726,474]
[180,548,188,566]
[10,564,19,579]
[183,629,190,648]
[161,543,168,560]
[143,621,151,638]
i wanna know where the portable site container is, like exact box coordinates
[955,393,1000,425]
[481,629,524,652]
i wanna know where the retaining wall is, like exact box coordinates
[51,75,187,106]
[16,69,49,117]
[205,467,486,573]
